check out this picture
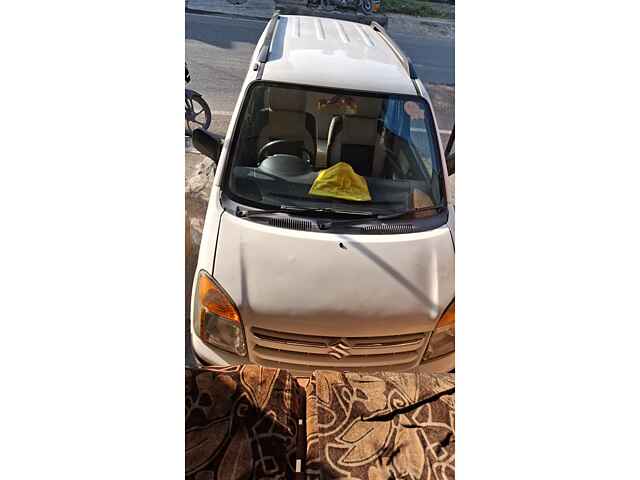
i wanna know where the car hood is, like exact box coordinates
[212,212,454,340]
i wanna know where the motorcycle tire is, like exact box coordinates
[359,0,373,14]
[185,95,212,137]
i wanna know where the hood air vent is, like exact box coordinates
[360,224,415,234]
[268,217,314,231]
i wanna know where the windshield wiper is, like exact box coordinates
[317,205,447,230]
[236,205,375,218]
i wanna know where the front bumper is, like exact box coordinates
[191,330,252,367]
[418,351,455,373]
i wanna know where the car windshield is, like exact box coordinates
[224,83,445,215]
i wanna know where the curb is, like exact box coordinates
[275,4,388,27]
[412,15,454,25]
[186,6,388,27]
[186,7,271,21]
[186,6,452,26]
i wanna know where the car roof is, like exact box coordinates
[260,15,418,96]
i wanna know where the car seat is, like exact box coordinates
[326,99,386,177]
[257,87,316,161]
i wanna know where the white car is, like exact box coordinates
[190,15,455,374]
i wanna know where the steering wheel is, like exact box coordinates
[258,139,313,165]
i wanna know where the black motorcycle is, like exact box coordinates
[185,64,212,137]
[308,0,375,14]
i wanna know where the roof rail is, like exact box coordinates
[254,13,280,78]
[370,21,419,80]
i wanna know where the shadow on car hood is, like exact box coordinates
[213,212,455,338]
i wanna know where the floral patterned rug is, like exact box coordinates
[306,371,455,480]
[186,365,304,479]
[186,366,455,479]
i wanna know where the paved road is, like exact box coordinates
[186,12,454,137]
[390,30,454,86]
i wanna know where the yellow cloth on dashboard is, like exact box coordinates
[309,162,371,202]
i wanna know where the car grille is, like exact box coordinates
[250,327,426,371]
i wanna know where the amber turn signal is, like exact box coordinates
[423,300,455,362]
[198,270,240,323]
[436,301,454,330]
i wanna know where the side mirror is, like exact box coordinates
[192,129,223,162]
[446,152,455,176]
[444,126,455,176]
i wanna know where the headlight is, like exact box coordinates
[423,300,454,362]
[194,270,247,356]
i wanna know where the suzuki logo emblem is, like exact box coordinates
[328,339,352,359]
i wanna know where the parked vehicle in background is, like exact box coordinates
[185,63,212,136]
[190,15,455,375]
[308,0,380,14]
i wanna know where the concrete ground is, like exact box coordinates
[187,0,275,19]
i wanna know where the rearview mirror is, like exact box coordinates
[192,129,223,162]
